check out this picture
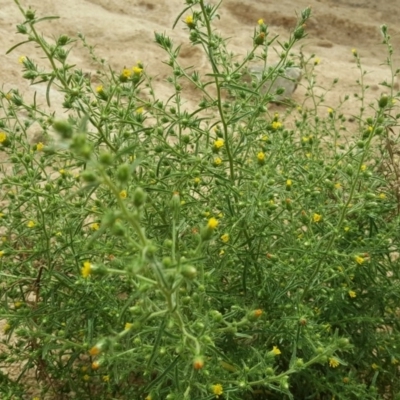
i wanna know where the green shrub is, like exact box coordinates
[1,0,400,399]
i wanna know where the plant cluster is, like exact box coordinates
[1,0,400,399]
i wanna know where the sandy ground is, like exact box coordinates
[1,0,400,396]
[0,0,399,120]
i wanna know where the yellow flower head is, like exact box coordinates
[36,142,44,151]
[271,121,282,130]
[348,290,356,298]
[102,375,110,382]
[119,190,127,199]
[212,383,223,398]
[355,255,365,265]
[329,357,340,368]
[214,157,222,166]
[185,15,194,26]
[124,322,133,330]
[313,213,322,223]
[327,107,333,114]
[0,250,4,258]
[207,217,219,230]
[81,261,92,278]
[122,68,132,78]
[132,66,143,75]
[272,345,281,355]
[90,222,100,231]
[286,179,292,187]
[214,138,224,150]
[360,164,367,172]
[83,374,90,381]
[27,220,36,228]
[91,361,100,370]
[371,363,379,370]
[314,57,321,65]
[89,345,101,356]
[18,55,26,64]
[220,233,229,243]
[254,309,263,318]
[96,85,104,94]
[0,132,7,143]
[351,48,357,55]
[194,177,201,184]
[257,152,265,162]
[258,19,264,25]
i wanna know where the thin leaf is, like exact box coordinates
[6,39,32,54]
[172,5,192,29]
[46,74,56,107]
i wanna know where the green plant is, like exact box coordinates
[1,1,400,399]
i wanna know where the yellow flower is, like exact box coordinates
[122,68,132,78]
[14,301,23,308]
[3,323,11,333]
[271,121,282,130]
[214,138,224,150]
[27,220,36,228]
[257,19,264,25]
[212,383,223,398]
[272,346,281,355]
[81,261,92,278]
[348,290,356,298]
[379,193,386,200]
[119,190,127,199]
[314,57,321,65]
[219,249,225,256]
[36,142,44,151]
[257,152,265,162]
[214,157,222,166]
[207,217,219,230]
[194,177,201,184]
[59,169,66,175]
[391,357,399,365]
[185,15,194,26]
[254,309,263,318]
[355,255,365,265]
[0,251,4,258]
[91,361,100,370]
[89,345,100,356]
[132,66,143,75]
[371,363,379,370]
[18,55,26,63]
[102,375,110,382]
[90,222,100,231]
[313,213,322,223]
[329,358,340,368]
[32,397,40,400]
[0,132,7,143]
[344,226,350,232]
[360,164,367,172]
[124,322,133,330]
[136,107,144,114]
[83,374,90,381]
[96,85,104,94]
[334,182,341,189]
[351,48,357,55]
[220,233,229,243]
[286,179,292,187]
[327,107,333,114]
[145,396,152,400]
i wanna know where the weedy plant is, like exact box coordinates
[1,0,400,399]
